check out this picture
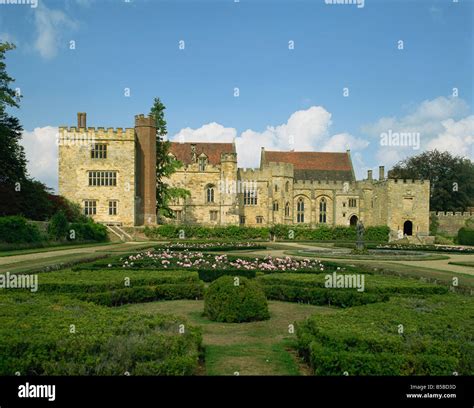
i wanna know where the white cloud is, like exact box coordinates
[427,116,474,157]
[21,126,59,192]
[34,4,78,59]
[321,132,369,152]
[363,96,473,169]
[171,106,369,169]
[172,122,237,143]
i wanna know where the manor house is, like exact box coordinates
[58,113,431,239]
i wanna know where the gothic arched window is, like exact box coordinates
[297,198,305,223]
[319,198,327,223]
[206,185,215,203]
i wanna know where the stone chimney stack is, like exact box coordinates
[379,166,385,180]
[77,112,86,128]
[367,169,373,180]
[135,114,157,225]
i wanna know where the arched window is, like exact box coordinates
[285,202,290,217]
[206,186,215,203]
[297,198,305,223]
[319,198,327,223]
[285,181,290,192]
[273,201,279,212]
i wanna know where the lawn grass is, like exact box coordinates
[448,261,474,268]
[0,242,114,257]
[125,299,333,375]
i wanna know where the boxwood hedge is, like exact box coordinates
[296,294,474,375]
[0,293,202,375]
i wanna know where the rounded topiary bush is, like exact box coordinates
[204,276,270,323]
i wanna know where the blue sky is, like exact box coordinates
[1,0,473,190]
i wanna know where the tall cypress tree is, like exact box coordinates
[150,97,189,221]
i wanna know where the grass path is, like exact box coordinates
[126,299,333,375]
[0,242,157,273]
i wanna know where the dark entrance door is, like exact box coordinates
[349,215,358,227]
[403,220,413,236]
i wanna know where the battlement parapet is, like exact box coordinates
[221,152,237,162]
[134,114,155,127]
[389,178,427,185]
[430,211,474,218]
[59,126,134,138]
[293,179,349,188]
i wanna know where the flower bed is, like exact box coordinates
[76,250,339,275]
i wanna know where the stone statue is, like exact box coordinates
[356,220,365,251]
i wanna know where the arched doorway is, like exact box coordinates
[349,215,358,227]
[403,220,413,236]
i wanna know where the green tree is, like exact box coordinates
[0,41,65,221]
[0,42,27,186]
[388,150,474,212]
[48,211,69,241]
[150,97,190,220]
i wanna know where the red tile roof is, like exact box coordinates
[169,142,235,165]
[264,151,352,171]
[263,150,355,181]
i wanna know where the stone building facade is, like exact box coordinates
[58,113,156,227]
[58,112,431,238]
[167,144,430,238]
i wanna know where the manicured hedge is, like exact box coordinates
[145,224,391,242]
[37,269,201,293]
[197,269,257,282]
[146,225,270,240]
[262,284,387,308]
[270,224,390,242]
[157,242,267,251]
[204,276,270,323]
[458,227,474,246]
[0,216,43,243]
[0,293,202,375]
[296,294,473,375]
[258,273,448,296]
[78,283,204,306]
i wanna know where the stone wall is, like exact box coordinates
[58,126,136,226]
[431,211,474,236]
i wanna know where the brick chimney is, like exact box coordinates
[77,112,86,128]
[135,114,157,225]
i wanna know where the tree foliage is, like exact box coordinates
[0,41,88,221]
[150,97,190,220]
[388,150,474,212]
[0,42,27,186]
